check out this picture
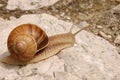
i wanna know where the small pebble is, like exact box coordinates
[60,13,65,17]
[114,35,120,44]
[96,25,103,29]
[78,21,89,28]
[112,4,120,13]
[116,47,120,53]
[0,4,3,7]
[99,31,112,39]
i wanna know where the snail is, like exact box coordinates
[1,23,88,65]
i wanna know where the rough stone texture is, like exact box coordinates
[98,31,112,39]
[112,4,120,13]
[114,35,120,44]
[6,0,59,10]
[54,72,80,80]
[0,13,120,80]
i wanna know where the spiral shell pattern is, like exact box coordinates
[7,24,49,61]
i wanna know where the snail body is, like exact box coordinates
[1,24,87,65]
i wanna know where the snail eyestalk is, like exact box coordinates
[69,24,74,33]
[1,23,89,65]
[69,24,89,36]
[73,26,88,36]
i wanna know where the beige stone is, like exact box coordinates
[112,4,120,13]
[114,35,120,44]
[6,0,59,10]
[0,14,120,80]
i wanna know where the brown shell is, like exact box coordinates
[7,24,49,61]
[1,24,87,65]
[1,33,75,65]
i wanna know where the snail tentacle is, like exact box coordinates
[1,23,88,65]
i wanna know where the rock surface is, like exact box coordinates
[6,0,59,10]
[98,31,112,39]
[114,35,120,44]
[0,13,120,80]
[112,4,120,13]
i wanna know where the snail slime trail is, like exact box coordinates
[1,24,88,65]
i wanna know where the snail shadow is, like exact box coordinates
[0,51,10,66]
[0,51,10,60]
[0,51,20,68]
[0,51,27,68]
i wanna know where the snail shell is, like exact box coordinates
[1,23,88,65]
[7,24,49,61]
